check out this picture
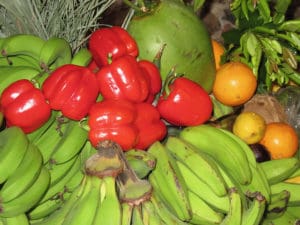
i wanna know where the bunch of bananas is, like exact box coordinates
[0,33,92,95]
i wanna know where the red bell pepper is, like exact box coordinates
[157,76,213,126]
[88,26,138,67]
[0,79,51,133]
[42,64,99,120]
[88,99,139,151]
[138,60,162,103]
[134,102,167,150]
[96,55,150,103]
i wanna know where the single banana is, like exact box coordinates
[260,157,300,185]
[220,188,242,225]
[165,136,228,197]
[30,175,87,225]
[141,200,166,225]
[0,65,41,95]
[261,210,300,225]
[70,48,92,66]
[241,192,267,225]
[92,176,122,225]
[125,149,157,179]
[0,167,50,218]
[0,143,44,202]
[39,37,72,72]
[0,213,29,225]
[179,124,253,185]
[147,141,192,221]
[240,163,271,203]
[46,154,79,187]
[271,181,300,207]
[218,127,257,167]
[131,205,144,225]
[265,190,290,220]
[61,175,101,225]
[0,55,41,70]
[149,193,189,225]
[175,160,230,213]
[0,34,45,60]
[33,114,68,162]
[49,119,88,164]
[0,126,29,184]
[37,154,82,205]
[121,202,134,225]
[187,190,225,225]
[28,191,72,221]
[27,110,58,143]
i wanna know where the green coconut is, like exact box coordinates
[127,0,216,93]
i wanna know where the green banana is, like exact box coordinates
[286,205,300,218]
[0,213,30,225]
[149,193,189,225]
[70,48,92,66]
[265,190,290,219]
[30,175,87,225]
[39,37,72,72]
[61,175,101,225]
[0,34,45,60]
[49,118,88,164]
[261,210,300,225]
[260,157,300,185]
[0,143,44,202]
[92,176,122,225]
[125,149,157,179]
[148,141,192,221]
[0,126,29,184]
[141,200,165,225]
[165,136,228,197]
[131,205,144,225]
[187,190,225,225]
[27,110,58,143]
[0,55,41,70]
[271,181,300,206]
[78,141,97,170]
[179,124,253,185]
[220,188,242,225]
[33,114,68,162]
[240,163,271,203]
[0,166,50,218]
[121,202,134,225]
[0,65,41,95]
[28,191,72,221]
[241,192,267,225]
[175,159,230,213]
[37,153,82,205]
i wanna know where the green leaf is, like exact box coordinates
[257,0,271,23]
[192,0,205,13]
[273,0,292,24]
[279,19,300,32]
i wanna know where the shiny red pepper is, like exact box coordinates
[157,76,213,126]
[88,99,139,151]
[88,26,138,67]
[0,79,51,133]
[42,64,99,120]
[134,102,167,150]
[96,55,150,103]
[138,60,162,103]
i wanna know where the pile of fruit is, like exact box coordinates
[0,0,300,225]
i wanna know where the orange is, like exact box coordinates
[232,111,266,144]
[259,122,299,159]
[212,61,257,106]
[211,39,225,71]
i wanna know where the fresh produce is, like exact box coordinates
[42,64,99,120]
[88,26,139,67]
[211,39,225,71]
[157,76,213,126]
[96,55,150,103]
[126,0,216,93]
[232,111,267,144]
[212,61,257,106]
[259,122,299,159]
[249,143,271,162]
[0,79,51,133]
